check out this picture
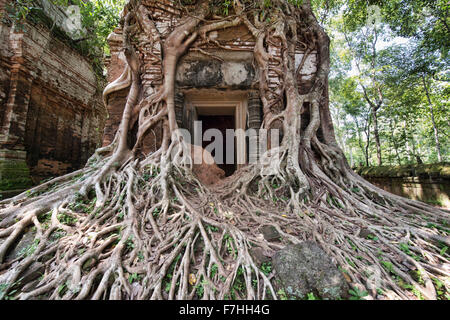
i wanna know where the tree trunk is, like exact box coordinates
[422,74,442,162]
[371,106,383,166]
[354,116,368,167]
[403,120,415,163]
[389,118,402,165]
[363,112,372,167]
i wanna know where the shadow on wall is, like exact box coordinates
[0,0,106,200]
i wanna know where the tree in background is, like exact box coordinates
[377,41,448,163]
[2,0,125,73]
[329,0,448,166]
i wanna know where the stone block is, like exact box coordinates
[0,156,33,195]
[273,242,349,300]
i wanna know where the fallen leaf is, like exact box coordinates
[343,272,352,283]
[189,274,197,286]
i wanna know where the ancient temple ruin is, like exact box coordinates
[103,0,318,180]
[0,0,106,197]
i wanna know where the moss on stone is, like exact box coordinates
[272,242,349,300]
[357,163,450,179]
[441,166,450,178]
[0,159,33,192]
[25,7,104,78]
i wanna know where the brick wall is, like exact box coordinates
[0,1,106,196]
[357,164,450,208]
[103,0,317,149]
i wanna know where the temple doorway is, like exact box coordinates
[198,113,236,176]
[176,90,263,177]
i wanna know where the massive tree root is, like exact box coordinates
[0,0,448,300]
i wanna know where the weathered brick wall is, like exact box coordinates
[0,0,7,11]
[0,0,12,127]
[103,0,317,148]
[357,164,450,208]
[102,30,126,147]
[0,1,106,196]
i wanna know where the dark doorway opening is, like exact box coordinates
[198,115,236,177]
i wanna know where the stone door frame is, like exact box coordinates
[183,90,248,169]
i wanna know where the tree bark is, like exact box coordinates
[371,104,382,166]
[422,74,442,162]
[389,118,402,165]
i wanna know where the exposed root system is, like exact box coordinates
[0,0,448,300]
